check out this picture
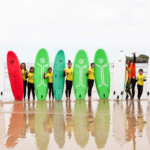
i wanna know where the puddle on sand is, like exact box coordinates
[0,100,150,150]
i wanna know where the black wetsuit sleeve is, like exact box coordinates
[26,74,28,79]
[133,55,136,63]
[63,72,66,77]
[144,79,146,81]
[86,73,89,76]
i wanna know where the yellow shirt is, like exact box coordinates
[45,72,53,83]
[88,68,95,80]
[136,74,145,86]
[65,68,73,81]
[28,73,34,83]
[21,69,28,81]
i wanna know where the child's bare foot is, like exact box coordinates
[28,99,30,101]
[49,98,51,101]
[138,99,140,101]
[52,97,54,101]
[89,97,91,100]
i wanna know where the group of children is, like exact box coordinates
[21,53,146,101]
[21,60,95,101]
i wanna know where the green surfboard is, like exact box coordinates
[34,48,50,100]
[94,49,110,99]
[53,50,65,100]
[94,100,110,149]
[74,100,89,148]
[73,50,89,100]
[35,102,50,150]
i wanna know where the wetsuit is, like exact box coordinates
[126,55,136,99]
[27,73,35,100]
[21,68,28,99]
[64,68,73,98]
[87,68,95,97]
[45,72,54,99]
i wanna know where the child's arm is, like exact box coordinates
[26,73,29,79]
[63,69,66,77]
[43,72,46,79]
[86,70,90,76]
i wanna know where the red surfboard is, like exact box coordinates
[7,51,23,100]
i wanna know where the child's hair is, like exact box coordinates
[29,67,34,73]
[91,63,95,66]
[20,63,27,71]
[126,59,132,63]
[68,60,72,65]
[48,67,52,70]
[139,69,143,72]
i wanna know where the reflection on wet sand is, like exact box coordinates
[94,100,110,149]
[126,101,136,150]
[65,101,73,140]
[0,103,5,146]
[147,102,150,147]
[0,100,150,150]
[35,102,50,150]
[113,100,126,147]
[53,101,65,148]
[5,103,24,148]
[74,100,89,148]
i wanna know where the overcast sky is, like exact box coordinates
[0,0,150,63]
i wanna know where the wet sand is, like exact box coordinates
[0,91,150,150]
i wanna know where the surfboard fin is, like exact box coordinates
[148,92,149,96]
[1,92,3,95]
[117,95,119,99]
[113,91,116,95]
[121,91,123,95]
[103,94,105,98]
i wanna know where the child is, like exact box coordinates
[27,67,35,101]
[86,63,95,100]
[135,69,146,101]
[44,67,54,100]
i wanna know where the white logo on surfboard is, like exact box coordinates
[37,63,48,87]
[96,62,108,87]
[75,60,87,88]
[40,58,45,63]
[98,58,103,63]
[79,59,84,64]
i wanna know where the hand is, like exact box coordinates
[25,71,28,74]
[63,69,66,72]
[88,70,90,73]
[44,72,46,74]
[132,52,136,55]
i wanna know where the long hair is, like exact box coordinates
[20,63,27,71]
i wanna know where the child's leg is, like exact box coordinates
[48,83,51,98]
[52,83,54,98]
[139,85,143,99]
[31,83,35,100]
[49,83,52,98]
[68,81,73,98]
[28,82,31,100]
[66,80,69,98]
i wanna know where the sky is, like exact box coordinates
[0,0,150,63]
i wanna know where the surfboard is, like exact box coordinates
[94,49,110,99]
[113,51,126,100]
[7,51,23,101]
[53,50,65,100]
[53,102,65,148]
[73,50,89,100]
[35,102,50,150]
[5,103,24,148]
[34,48,50,100]
[94,100,110,149]
[147,58,150,101]
[113,101,126,147]
[74,100,89,148]
[0,54,4,100]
